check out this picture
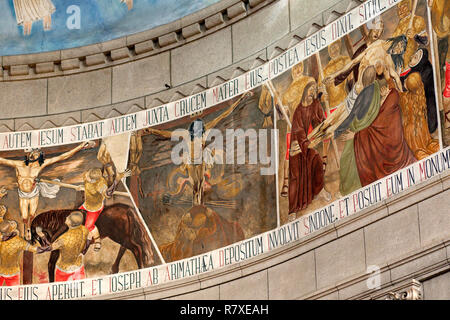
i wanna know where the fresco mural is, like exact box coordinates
[272,0,445,224]
[0,0,221,56]
[0,135,158,286]
[429,0,450,146]
[126,91,278,263]
[0,0,447,299]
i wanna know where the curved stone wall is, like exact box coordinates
[0,0,448,300]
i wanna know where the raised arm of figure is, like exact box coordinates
[41,141,93,169]
[205,91,253,130]
[0,156,20,168]
[144,128,173,139]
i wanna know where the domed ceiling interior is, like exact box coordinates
[0,0,221,56]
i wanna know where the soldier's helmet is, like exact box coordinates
[67,211,84,228]
[0,220,16,235]
[87,168,103,182]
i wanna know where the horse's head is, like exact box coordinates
[29,225,51,246]
[30,210,70,246]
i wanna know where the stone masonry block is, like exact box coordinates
[48,68,111,113]
[134,40,154,55]
[110,48,130,61]
[315,230,366,290]
[232,0,289,62]
[249,0,266,8]
[35,62,55,74]
[220,270,268,300]
[423,271,450,300]
[158,32,178,47]
[205,12,225,30]
[418,189,450,246]
[61,58,80,71]
[182,23,203,39]
[171,27,232,86]
[364,205,421,266]
[0,79,47,118]
[112,52,170,103]
[166,286,220,300]
[268,250,316,299]
[85,53,106,67]
[227,2,247,19]
[9,65,29,76]
[390,246,447,282]
[337,267,391,299]
[290,0,340,31]
[2,51,60,67]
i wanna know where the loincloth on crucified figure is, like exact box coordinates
[18,179,61,199]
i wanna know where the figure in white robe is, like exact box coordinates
[13,0,55,35]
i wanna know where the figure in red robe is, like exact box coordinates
[288,80,331,216]
[354,85,416,187]
[335,66,416,193]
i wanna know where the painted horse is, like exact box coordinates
[30,203,154,282]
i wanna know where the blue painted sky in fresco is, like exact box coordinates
[0,0,220,56]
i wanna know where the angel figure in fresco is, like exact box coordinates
[0,142,94,240]
[12,0,56,35]
[144,91,253,207]
[120,0,133,10]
